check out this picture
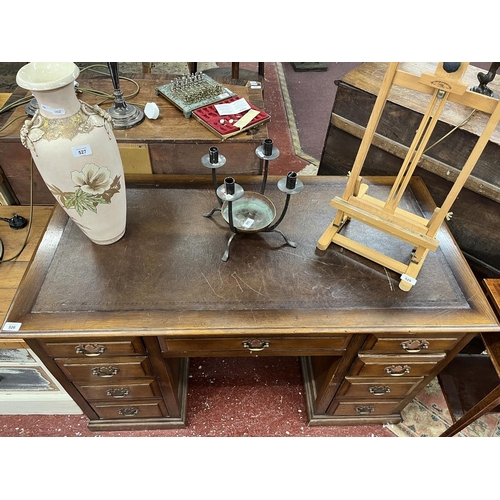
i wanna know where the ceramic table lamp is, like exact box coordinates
[17,62,127,245]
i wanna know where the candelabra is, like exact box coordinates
[202,139,303,261]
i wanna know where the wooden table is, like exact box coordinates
[318,62,500,278]
[0,72,269,205]
[0,93,9,109]
[2,175,498,431]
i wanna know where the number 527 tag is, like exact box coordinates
[72,144,92,157]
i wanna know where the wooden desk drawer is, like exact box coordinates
[368,337,462,353]
[159,336,350,356]
[76,379,161,400]
[353,353,446,377]
[55,357,154,380]
[331,400,401,417]
[339,377,423,398]
[90,400,169,419]
[42,338,145,358]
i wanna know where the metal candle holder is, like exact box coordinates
[471,62,500,98]
[202,139,304,261]
[106,62,145,129]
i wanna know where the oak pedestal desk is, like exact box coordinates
[3,175,499,431]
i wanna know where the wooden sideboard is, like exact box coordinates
[2,175,498,431]
[0,72,268,205]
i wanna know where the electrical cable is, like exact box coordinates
[0,95,33,116]
[0,64,145,130]
[0,114,28,135]
[0,158,34,264]
[423,109,477,154]
[77,64,143,106]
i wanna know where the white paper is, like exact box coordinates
[214,98,251,116]
[40,103,66,115]
[72,144,92,158]
[400,274,417,285]
[2,322,22,332]
[242,218,254,229]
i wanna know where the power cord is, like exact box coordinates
[423,109,477,154]
[0,214,28,229]
[78,64,143,104]
[0,64,146,135]
[0,158,34,264]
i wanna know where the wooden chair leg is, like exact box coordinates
[230,62,264,80]
[231,63,240,79]
[187,62,197,74]
[440,384,500,436]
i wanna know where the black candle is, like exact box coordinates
[224,177,235,195]
[209,146,219,164]
[286,171,297,190]
[263,138,273,156]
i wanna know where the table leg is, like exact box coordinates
[440,384,500,436]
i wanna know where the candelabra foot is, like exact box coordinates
[203,207,221,218]
[269,229,297,248]
[222,232,239,262]
[221,229,297,261]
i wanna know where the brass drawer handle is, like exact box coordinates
[385,365,411,376]
[92,366,119,377]
[242,340,270,352]
[400,340,429,353]
[369,385,391,396]
[355,405,375,415]
[118,407,139,416]
[75,344,107,357]
[106,388,130,398]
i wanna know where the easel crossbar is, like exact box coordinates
[330,197,439,251]
[343,193,429,233]
[332,233,409,275]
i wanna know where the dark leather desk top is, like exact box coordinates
[6,175,499,336]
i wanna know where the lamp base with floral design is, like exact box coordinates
[16,62,127,245]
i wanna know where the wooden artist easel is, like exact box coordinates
[317,62,500,291]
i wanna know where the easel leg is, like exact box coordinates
[317,177,367,251]
[399,246,429,291]
[317,211,349,250]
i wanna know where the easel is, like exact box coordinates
[317,62,500,291]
